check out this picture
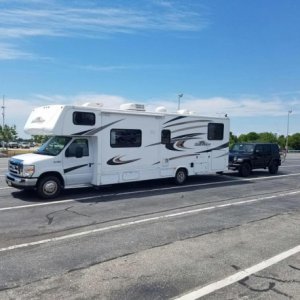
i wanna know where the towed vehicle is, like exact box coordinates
[228,142,281,176]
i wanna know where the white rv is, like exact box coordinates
[6,103,230,199]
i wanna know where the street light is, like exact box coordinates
[177,93,183,110]
[285,110,292,153]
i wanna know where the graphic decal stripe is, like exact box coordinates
[172,133,205,140]
[146,133,205,148]
[196,142,229,154]
[167,143,229,161]
[172,125,207,134]
[64,164,89,174]
[107,156,141,166]
[71,129,91,136]
[71,119,124,136]
[214,152,229,158]
[164,120,211,128]
[84,119,124,135]
[163,116,186,125]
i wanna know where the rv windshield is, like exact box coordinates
[35,136,72,156]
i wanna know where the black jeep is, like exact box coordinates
[228,143,281,177]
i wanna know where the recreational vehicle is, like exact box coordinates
[6,103,230,198]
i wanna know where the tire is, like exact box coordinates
[268,161,279,174]
[174,168,187,185]
[37,176,62,199]
[238,163,251,177]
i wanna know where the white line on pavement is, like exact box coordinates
[1,172,300,212]
[0,189,299,253]
[173,244,300,300]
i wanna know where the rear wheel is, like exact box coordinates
[37,175,62,199]
[174,168,187,185]
[238,163,251,177]
[269,161,279,174]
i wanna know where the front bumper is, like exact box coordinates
[6,173,38,189]
[228,162,241,170]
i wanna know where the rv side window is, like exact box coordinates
[65,139,89,157]
[110,129,142,148]
[73,111,95,126]
[207,123,224,140]
[161,130,171,144]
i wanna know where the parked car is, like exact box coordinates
[8,141,19,149]
[228,143,281,176]
[0,141,7,147]
[19,142,31,149]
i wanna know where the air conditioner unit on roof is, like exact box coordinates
[120,103,145,111]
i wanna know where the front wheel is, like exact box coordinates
[238,163,251,177]
[174,168,187,185]
[37,176,62,199]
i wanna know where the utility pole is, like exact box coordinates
[285,110,292,153]
[1,95,5,129]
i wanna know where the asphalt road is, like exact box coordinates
[0,154,299,299]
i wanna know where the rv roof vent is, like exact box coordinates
[82,102,103,108]
[177,109,189,115]
[155,106,167,113]
[120,103,145,111]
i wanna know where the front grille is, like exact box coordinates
[9,159,23,176]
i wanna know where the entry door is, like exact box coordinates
[194,153,210,174]
[63,138,94,186]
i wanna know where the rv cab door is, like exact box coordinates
[63,137,94,186]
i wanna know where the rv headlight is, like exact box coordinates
[236,158,244,162]
[21,165,35,177]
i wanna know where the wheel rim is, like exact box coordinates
[177,171,186,183]
[43,180,58,196]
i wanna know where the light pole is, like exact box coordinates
[1,95,5,129]
[177,93,183,110]
[285,110,292,153]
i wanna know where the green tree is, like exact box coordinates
[246,132,259,142]
[257,132,278,143]
[32,135,49,144]
[277,135,286,149]
[238,134,248,142]
[289,133,300,150]
[0,125,18,145]
[229,131,238,147]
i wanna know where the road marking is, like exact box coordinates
[174,244,300,300]
[280,165,300,168]
[0,189,300,253]
[1,172,300,212]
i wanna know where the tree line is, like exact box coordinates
[1,125,300,150]
[230,132,300,150]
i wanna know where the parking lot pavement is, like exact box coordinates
[0,155,299,299]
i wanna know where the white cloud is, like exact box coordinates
[0,1,208,60]
[0,43,34,60]
[0,2,207,39]
[5,93,299,138]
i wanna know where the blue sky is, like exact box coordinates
[0,0,299,138]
